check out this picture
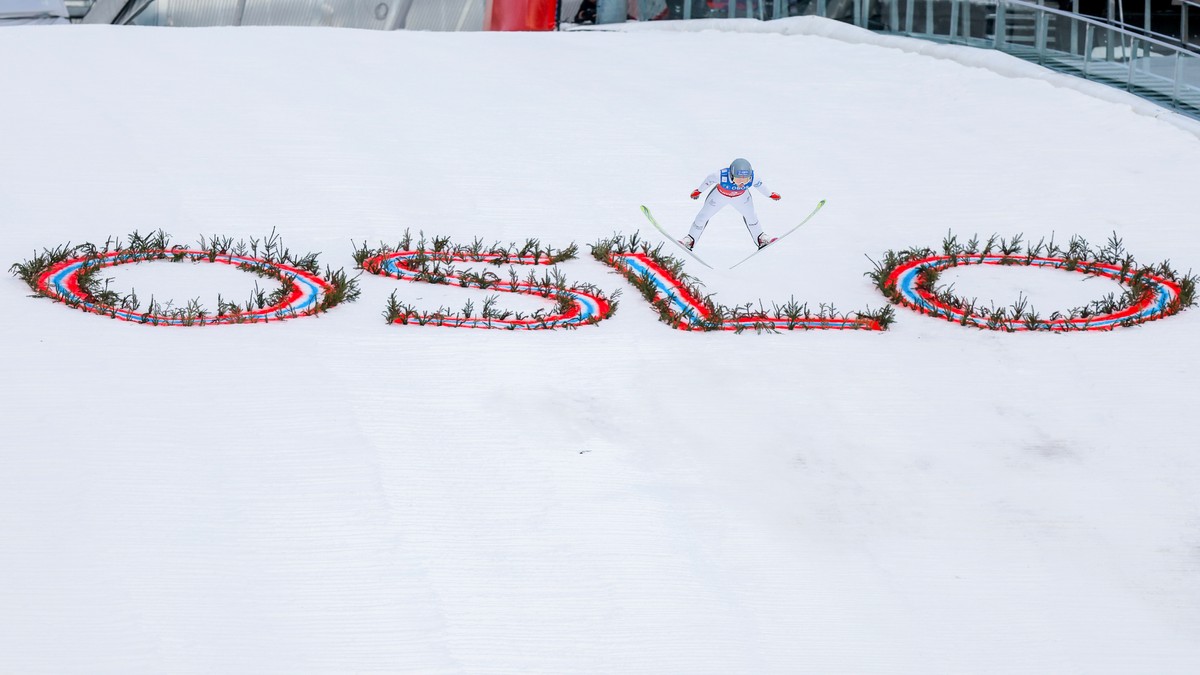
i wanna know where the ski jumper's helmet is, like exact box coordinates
[729,158,753,182]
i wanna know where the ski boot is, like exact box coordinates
[756,233,777,250]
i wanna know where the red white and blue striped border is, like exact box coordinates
[885,254,1182,330]
[37,250,332,325]
[362,251,610,329]
[607,252,882,331]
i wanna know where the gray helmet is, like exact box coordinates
[729,158,753,179]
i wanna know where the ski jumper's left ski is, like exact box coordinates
[728,199,826,270]
[639,205,713,269]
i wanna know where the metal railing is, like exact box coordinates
[1049,0,1200,55]
[850,0,1200,118]
[598,0,1200,120]
[580,0,1197,119]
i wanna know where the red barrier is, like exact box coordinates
[485,0,557,31]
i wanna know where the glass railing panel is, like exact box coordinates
[1168,51,1200,111]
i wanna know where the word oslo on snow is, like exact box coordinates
[10,230,1196,333]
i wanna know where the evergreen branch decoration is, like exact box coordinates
[356,231,615,329]
[591,234,890,331]
[10,228,359,326]
[868,231,1196,331]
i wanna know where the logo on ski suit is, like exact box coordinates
[716,168,757,197]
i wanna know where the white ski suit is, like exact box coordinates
[688,168,774,244]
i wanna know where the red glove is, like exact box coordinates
[769,192,781,201]
[690,189,702,200]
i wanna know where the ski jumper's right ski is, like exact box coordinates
[639,205,713,268]
[728,199,826,270]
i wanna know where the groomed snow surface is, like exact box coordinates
[2,18,1200,673]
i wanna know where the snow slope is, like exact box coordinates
[2,19,1199,673]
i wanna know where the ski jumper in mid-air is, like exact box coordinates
[682,158,781,251]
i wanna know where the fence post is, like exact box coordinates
[1083,23,1094,77]
[1071,0,1079,54]
[995,0,1007,48]
[1172,53,1183,109]
[1106,0,1114,60]
[1126,39,1138,90]
[1035,11,1041,60]
[1184,2,1190,49]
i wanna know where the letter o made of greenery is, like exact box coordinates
[884,254,1182,331]
[37,250,334,326]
